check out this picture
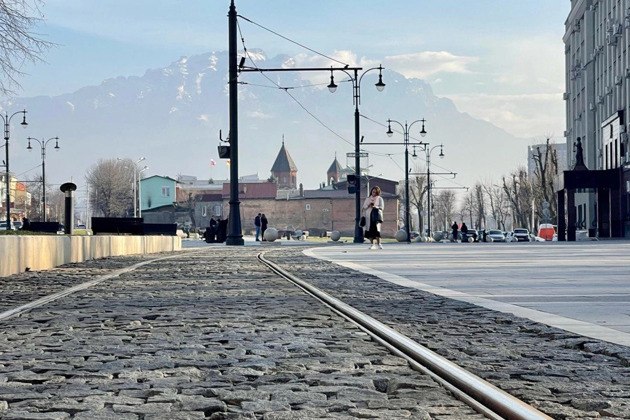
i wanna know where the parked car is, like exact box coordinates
[537,223,556,241]
[513,228,531,242]
[0,221,15,230]
[486,229,506,242]
[460,229,478,242]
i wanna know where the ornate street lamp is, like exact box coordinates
[2,110,27,230]
[27,136,60,222]
[386,118,426,242]
[328,66,385,243]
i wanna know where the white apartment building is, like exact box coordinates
[563,0,630,238]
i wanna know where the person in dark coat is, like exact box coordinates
[254,213,261,241]
[261,214,268,241]
[217,217,228,243]
[451,221,458,242]
[461,222,469,243]
[204,217,217,243]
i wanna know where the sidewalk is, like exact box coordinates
[306,241,630,347]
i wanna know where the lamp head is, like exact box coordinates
[54,137,60,151]
[439,145,444,159]
[327,69,337,93]
[420,119,427,137]
[386,120,393,137]
[27,139,32,151]
[375,66,385,92]
[20,110,27,128]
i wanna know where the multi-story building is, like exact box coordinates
[563,0,630,238]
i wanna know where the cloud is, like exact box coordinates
[247,110,274,119]
[443,92,565,139]
[384,51,479,79]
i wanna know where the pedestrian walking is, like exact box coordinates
[362,185,384,249]
[254,213,261,241]
[261,214,268,241]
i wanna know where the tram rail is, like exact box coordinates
[0,247,627,419]
[258,252,552,420]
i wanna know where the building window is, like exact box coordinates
[161,186,171,197]
[202,206,207,217]
[214,205,222,216]
[305,204,311,211]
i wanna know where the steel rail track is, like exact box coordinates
[258,252,553,420]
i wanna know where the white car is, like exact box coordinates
[486,229,506,242]
[0,221,15,230]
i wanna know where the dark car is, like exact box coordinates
[513,228,531,242]
[460,229,478,242]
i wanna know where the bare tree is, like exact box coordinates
[502,167,533,231]
[0,0,53,96]
[472,183,487,228]
[47,188,63,221]
[85,159,134,217]
[531,138,559,224]
[482,182,510,230]
[432,190,456,232]
[397,173,427,231]
[408,174,427,231]
[459,190,475,226]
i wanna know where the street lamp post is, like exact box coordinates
[137,165,148,217]
[117,157,146,217]
[386,119,426,242]
[328,66,385,243]
[423,144,444,238]
[2,110,28,230]
[27,137,59,222]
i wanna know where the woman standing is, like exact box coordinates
[362,186,384,249]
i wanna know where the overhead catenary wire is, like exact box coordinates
[237,14,349,67]
[236,20,354,148]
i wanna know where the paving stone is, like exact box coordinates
[0,412,71,420]
[0,247,626,419]
[73,410,139,420]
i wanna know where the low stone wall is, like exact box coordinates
[0,235,182,278]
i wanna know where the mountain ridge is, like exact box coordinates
[3,49,528,192]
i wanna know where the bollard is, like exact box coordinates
[60,182,77,235]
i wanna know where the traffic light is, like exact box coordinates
[347,174,357,194]
[218,145,230,159]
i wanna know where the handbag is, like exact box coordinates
[370,207,383,224]
[360,216,366,227]
[376,209,384,223]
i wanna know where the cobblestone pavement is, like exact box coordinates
[0,247,480,420]
[265,247,630,420]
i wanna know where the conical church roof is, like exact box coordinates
[327,157,342,174]
[271,140,298,172]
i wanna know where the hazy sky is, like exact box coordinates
[18,0,570,141]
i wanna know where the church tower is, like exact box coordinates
[326,154,342,186]
[271,137,298,189]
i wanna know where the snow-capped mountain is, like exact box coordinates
[3,49,527,192]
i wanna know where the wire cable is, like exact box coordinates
[237,14,349,67]
[237,21,353,148]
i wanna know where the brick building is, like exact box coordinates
[148,142,400,237]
